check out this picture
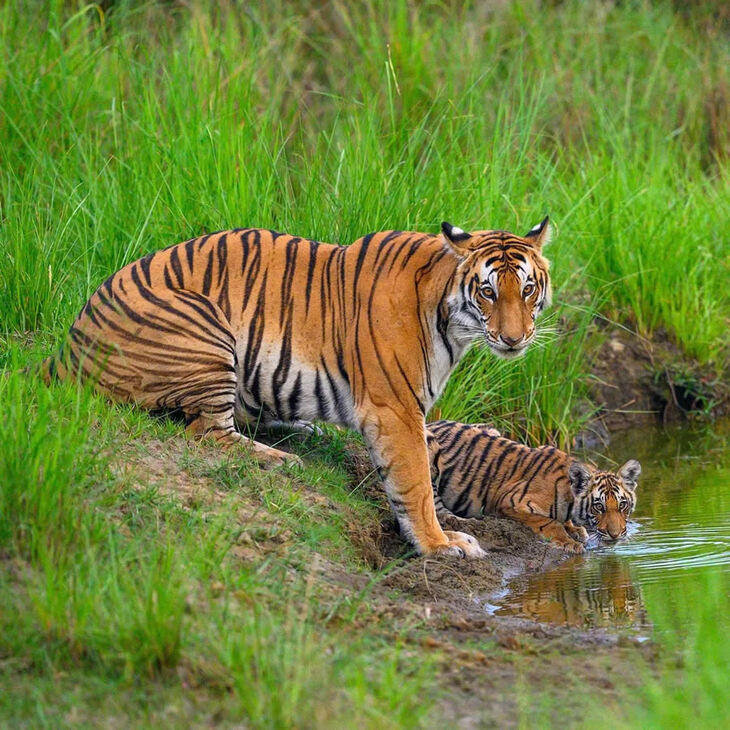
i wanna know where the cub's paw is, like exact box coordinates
[432,531,487,559]
[565,523,589,544]
[556,538,585,555]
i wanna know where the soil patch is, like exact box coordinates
[577,323,728,446]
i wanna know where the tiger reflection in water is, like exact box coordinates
[497,554,648,629]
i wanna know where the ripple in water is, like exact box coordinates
[615,516,730,580]
[493,517,730,629]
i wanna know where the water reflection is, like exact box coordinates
[495,554,649,629]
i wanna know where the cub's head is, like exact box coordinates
[441,218,552,359]
[569,460,642,541]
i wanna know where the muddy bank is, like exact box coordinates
[334,445,643,648]
[360,513,647,646]
[580,323,728,442]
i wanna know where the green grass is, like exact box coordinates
[0,368,432,727]
[1,0,729,726]
[1,0,727,441]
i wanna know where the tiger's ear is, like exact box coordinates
[568,461,592,496]
[524,216,551,249]
[441,221,474,256]
[618,459,641,490]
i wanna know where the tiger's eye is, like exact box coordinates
[523,283,535,297]
[481,286,495,299]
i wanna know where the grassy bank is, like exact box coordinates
[0,367,436,727]
[1,0,729,726]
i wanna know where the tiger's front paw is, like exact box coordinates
[565,522,589,544]
[555,537,585,554]
[430,531,487,559]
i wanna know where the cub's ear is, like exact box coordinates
[524,216,551,249]
[618,459,641,490]
[568,461,592,496]
[441,221,473,256]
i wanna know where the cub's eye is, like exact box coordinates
[619,499,629,511]
[480,285,495,300]
[592,503,605,514]
[522,282,536,297]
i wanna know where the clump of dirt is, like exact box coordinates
[377,513,568,606]
[581,323,728,441]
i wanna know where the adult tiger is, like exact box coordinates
[41,219,552,557]
[427,420,641,553]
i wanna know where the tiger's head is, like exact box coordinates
[441,218,552,359]
[569,460,642,541]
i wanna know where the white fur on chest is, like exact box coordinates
[423,318,472,412]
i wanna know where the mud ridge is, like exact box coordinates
[580,323,728,444]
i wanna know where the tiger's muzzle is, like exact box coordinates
[487,333,532,359]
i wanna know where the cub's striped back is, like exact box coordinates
[427,420,641,552]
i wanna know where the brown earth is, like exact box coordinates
[574,322,728,448]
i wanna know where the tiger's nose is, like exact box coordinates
[501,335,523,347]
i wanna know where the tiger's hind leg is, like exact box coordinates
[232,394,318,455]
[186,412,300,467]
[71,284,298,467]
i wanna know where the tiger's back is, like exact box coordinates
[427,420,570,518]
[50,229,346,420]
[48,227,461,431]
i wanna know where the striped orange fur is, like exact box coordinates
[41,220,553,556]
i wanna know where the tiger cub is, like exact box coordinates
[427,420,641,553]
[40,220,553,558]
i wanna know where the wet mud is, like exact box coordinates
[331,446,644,649]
